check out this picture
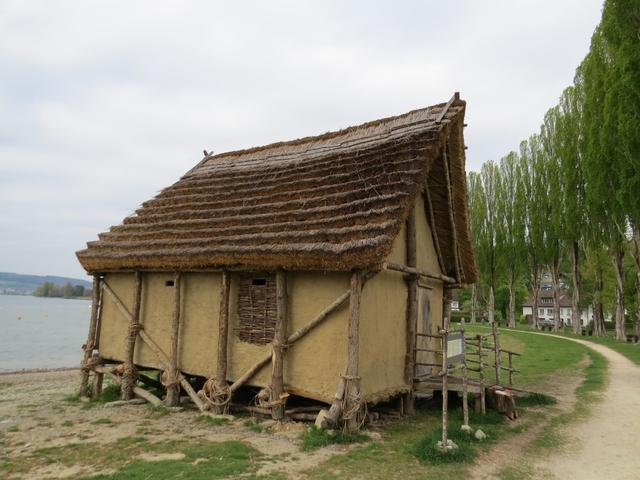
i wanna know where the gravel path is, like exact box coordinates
[538,335,640,480]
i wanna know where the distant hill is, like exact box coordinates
[0,272,92,295]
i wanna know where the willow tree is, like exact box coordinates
[581,27,627,340]
[497,151,526,328]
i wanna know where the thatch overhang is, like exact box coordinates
[77,94,478,284]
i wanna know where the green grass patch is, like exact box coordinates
[301,426,369,452]
[243,419,269,433]
[83,440,260,480]
[196,415,230,426]
[0,436,262,479]
[90,418,113,425]
[61,420,74,427]
[465,324,595,388]
[146,405,172,419]
[517,393,557,407]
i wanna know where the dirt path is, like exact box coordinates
[492,330,640,479]
[532,335,640,480]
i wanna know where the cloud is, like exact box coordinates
[0,0,603,278]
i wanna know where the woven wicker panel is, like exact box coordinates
[237,273,277,345]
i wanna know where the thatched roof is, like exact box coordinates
[77,94,477,283]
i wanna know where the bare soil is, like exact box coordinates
[0,369,358,479]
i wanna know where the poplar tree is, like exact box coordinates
[557,85,586,334]
[497,151,526,328]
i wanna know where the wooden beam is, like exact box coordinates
[228,274,377,394]
[121,271,142,400]
[424,187,447,274]
[435,92,460,124]
[165,272,182,406]
[404,208,417,415]
[270,269,288,420]
[383,261,456,284]
[442,147,463,283]
[80,274,101,395]
[94,365,163,406]
[101,280,206,411]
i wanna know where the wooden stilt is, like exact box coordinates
[270,269,288,420]
[91,279,105,398]
[213,270,231,414]
[80,275,101,396]
[165,272,182,406]
[460,319,469,429]
[121,271,142,400]
[101,281,205,411]
[325,270,365,431]
[441,328,449,447]
[345,270,363,432]
[404,207,418,415]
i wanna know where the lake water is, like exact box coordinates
[0,295,91,372]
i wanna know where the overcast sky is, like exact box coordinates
[1,0,603,279]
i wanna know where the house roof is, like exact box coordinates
[77,94,477,283]
[522,288,573,308]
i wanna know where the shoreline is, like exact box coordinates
[0,366,79,376]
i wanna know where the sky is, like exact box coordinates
[0,0,604,279]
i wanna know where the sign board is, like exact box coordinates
[446,331,465,366]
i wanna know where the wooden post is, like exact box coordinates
[270,269,288,420]
[165,272,182,406]
[441,328,449,447]
[460,319,469,429]
[91,279,105,397]
[214,270,231,414]
[345,269,364,432]
[79,275,101,395]
[404,208,418,415]
[508,352,514,387]
[492,321,501,384]
[478,334,486,414]
[121,271,142,400]
[327,271,365,431]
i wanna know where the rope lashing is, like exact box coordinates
[160,370,181,389]
[80,355,102,372]
[198,378,232,409]
[128,323,142,337]
[339,374,368,430]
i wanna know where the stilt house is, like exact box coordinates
[76,93,477,427]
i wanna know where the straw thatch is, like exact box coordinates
[77,94,477,284]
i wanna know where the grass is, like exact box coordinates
[556,329,640,365]
[196,415,231,426]
[301,426,369,452]
[517,393,558,407]
[0,435,263,479]
[90,418,113,425]
[413,410,506,465]
[244,419,269,433]
[83,440,261,479]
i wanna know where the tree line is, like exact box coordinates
[34,282,91,299]
[466,0,639,339]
